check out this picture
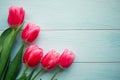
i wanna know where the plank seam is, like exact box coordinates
[1,29,120,31]
[11,62,120,63]
[74,62,120,63]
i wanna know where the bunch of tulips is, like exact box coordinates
[0,6,75,80]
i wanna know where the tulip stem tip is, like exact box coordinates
[23,65,29,74]
[32,68,44,80]
[51,67,62,80]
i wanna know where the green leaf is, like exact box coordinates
[1,59,10,80]
[0,28,12,56]
[0,29,15,78]
[5,43,25,80]
[0,25,22,78]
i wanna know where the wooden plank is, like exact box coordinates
[18,63,120,80]
[0,0,120,30]
[1,30,119,62]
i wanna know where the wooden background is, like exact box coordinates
[0,0,120,80]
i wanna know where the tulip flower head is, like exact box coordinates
[8,6,25,28]
[21,23,40,43]
[23,45,43,67]
[59,49,75,68]
[41,49,60,70]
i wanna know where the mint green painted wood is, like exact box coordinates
[18,63,120,80]
[0,0,120,30]
[1,30,119,62]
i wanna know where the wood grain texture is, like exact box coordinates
[0,0,120,80]
[0,0,120,30]
[1,30,120,62]
[18,63,120,80]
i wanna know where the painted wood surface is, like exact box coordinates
[0,0,120,30]
[18,63,120,80]
[0,0,120,80]
[0,30,119,62]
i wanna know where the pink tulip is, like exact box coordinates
[8,6,25,28]
[41,50,59,70]
[23,45,43,67]
[21,23,40,43]
[59,49,75,68]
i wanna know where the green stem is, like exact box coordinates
[51,67,62,80]
[26,69,35,80]
[32,68,44,80]
[23,65,29,74]
[17,41,27,76]
[18,65,28,79]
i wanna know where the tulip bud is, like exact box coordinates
[41,50,59,70]
[23,45,43,67]
[21,23,40,43]
[8,6,25,28]
[59,49,75,68]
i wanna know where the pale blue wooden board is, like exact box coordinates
[0,0,120,30]
[3,30,119,62]
[0,0,120,80]
[18,63,120,80]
